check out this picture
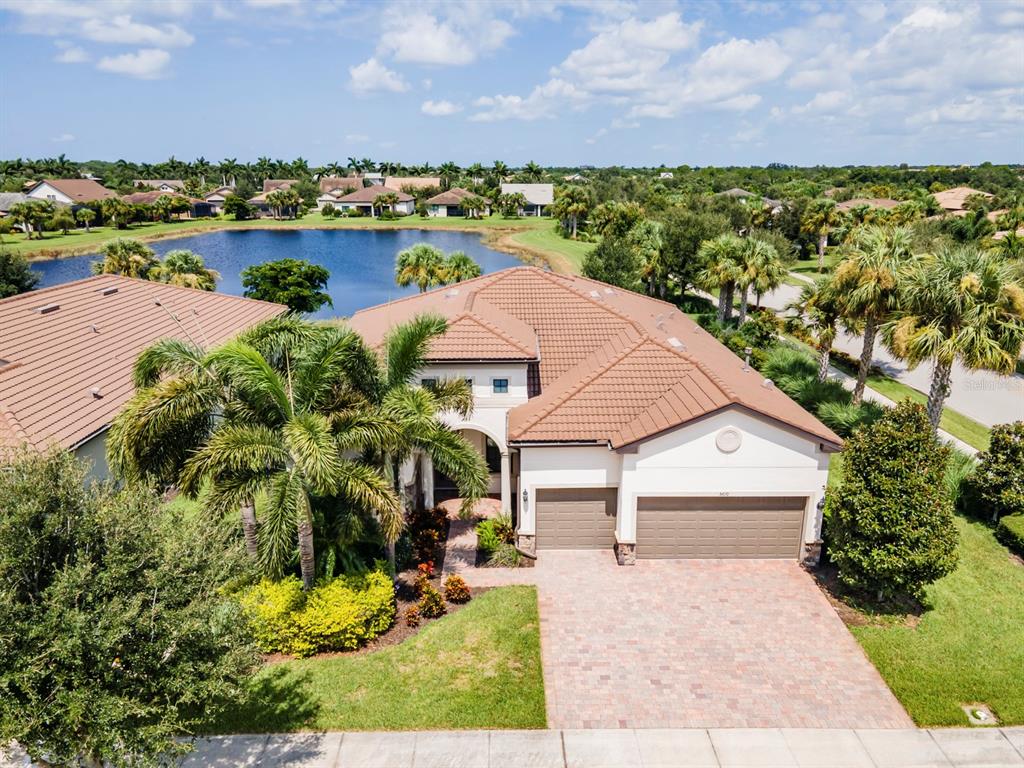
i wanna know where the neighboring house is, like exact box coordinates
[348,267,840,566]
[425,187,490,218]
[132,179,184,192]
[563,173,588,182]
[333,186,415,216]
[0,275,286,479]
[933,186,993,212]
[316,177,363,211]
[835,198,902,212]
[262,179,298,193]
[204,185,235,215]
[318,176,363,194]
[385,176,441,192]
[26,179,117,205]
[0,192,29,218]
[718,187,757,200]
[500,183,554,216]
[363,172,385,186]
[121,190,212,218]
[659,171,674,179]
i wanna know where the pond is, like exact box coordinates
[31,229,525,318]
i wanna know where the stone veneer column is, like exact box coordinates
[614,540,636,566]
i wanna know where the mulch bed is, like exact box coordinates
[810,563,923,629]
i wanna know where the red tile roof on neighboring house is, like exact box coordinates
[384,177,440,191]
[262,179,298,193]
[0,276,287,453]
[348,267,842,450]
[425,187,490,206]
[120,190,201,205]
[32,179,117,202]
[835,198,902,211]
[933,186,992,211]
[318,176,362,194]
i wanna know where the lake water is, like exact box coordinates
[31,229,524,318]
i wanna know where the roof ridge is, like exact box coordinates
[0,404,32,448]
[461,309,536,358]
[535,269,652,337]
[349,267,518,318]
[0,273,107,307]
[512,329,647,437]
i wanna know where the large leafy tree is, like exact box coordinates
[882,244,1024,430]
[396,243,446,292]
[582,235,643,292]
[826,401,959,601]
[101,197,132,229]
[590,200,644,239]
[91,237,159,279]
[150,249,220,291]
[0,251,39,298]
[659,209,731,295]
[0,449,257,767]
[241,257,332,313]
[51,206,76,234]
[801,197,842,271]
[832,225,915,404]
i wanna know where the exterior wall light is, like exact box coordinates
[521,488,529,511]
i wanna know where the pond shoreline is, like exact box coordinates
[17,219,569,273]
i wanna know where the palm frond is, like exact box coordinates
[417,426,489,502]
[293,327,366,410]
[383,313,447,389]
[132,337,206,389]
[428,377,474,418]
[333,462,403,542]
[257,468,304,578]
[179,423,287,496]
[205,340,291,422]
[283,412,343,496]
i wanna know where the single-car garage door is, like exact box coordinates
[536,487,617,549]
[636,496,806,559]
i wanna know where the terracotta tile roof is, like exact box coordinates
[384,177,440,191]
[0,276,287,453]
[335,186,414,203]
[425,187,489,206]
[133,179,184,190]
[933,186,992,211]
[121,190,201,205]
[318,176,362,194]
[32,179,117,202]
[349,267,841,449]
[835,197,901,211]
[262,179,298,192]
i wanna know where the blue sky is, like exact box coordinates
[1,0,1022,167]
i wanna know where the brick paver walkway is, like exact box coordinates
[461,550,912,730]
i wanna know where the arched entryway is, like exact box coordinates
[428,426,515,517]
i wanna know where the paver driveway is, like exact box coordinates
[464,549,911,730]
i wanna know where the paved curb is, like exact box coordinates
[8,727,1022,767]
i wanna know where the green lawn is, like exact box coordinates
[851,516,1024,726]
[864,374,991,451]
[791,248,843,276]
[209,585,545,733]
[507,225,595,273]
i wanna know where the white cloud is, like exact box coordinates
[421,99,463,116]
[792,89,848,114]
[470,78,587,122]
[51,133,75,143]
[345,133,369,143]
[379,10,513,66]
[82,15,193,47]
[96,48,170,79]
[348,57,408,93]
[54,42,89,63]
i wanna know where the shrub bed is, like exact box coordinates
[476,515,521,567]
[996,515,1024,557]
[240,571,395,658]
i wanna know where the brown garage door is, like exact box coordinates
[636,496,806,559]
[536,488,617,549]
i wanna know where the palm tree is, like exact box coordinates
[51,207,75,235]
[396,243,446,292]
[550,185,591,239]
[947,209,996,243]
[91,238,159,278]
[443,251,482,284]
[697,234,745,323]
[882,245,1024,430]
[832,225,915,404]
[347,156,361,173]
[461,195,487,219]
[491,160,510,183]
[101,197,132,229]
[150,249,220,291]
[522,161,544,181]
[9,200,53,239]
[787,275,844,382]
[438,161,460,190]
[75,207,96,233]
[801,198,842,272]
[376,191,400,217]
[110,321,402,590]
[369,315,488,568]
[629,219,666,298]
[736,238,784,324]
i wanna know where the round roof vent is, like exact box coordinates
[716,427,742,453]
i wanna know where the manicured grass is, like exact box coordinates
[864,373,991,451]
[508,225,595,273]
[851,515,1024,726]
[791,248,843,276]
[209,585,545,732]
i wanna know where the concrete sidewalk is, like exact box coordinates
[8,727,1020,768]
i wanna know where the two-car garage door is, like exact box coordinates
[636,496,806,559]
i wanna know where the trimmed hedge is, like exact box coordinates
[996,515,1024,557]
[239,571,395,657]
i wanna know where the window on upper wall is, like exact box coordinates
[492,378,509,394]
[421,378,437,390]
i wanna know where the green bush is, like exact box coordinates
[476,518,502,553]
[418,582,447,618]
[826,401,959,601]
[944,450,978,512]
[996,515,1024,556]
[488,543,523,567]
[346,207,364,217]
[239,571,395,657]
[409,505,448,562]
[817,400,886,438]
[963,422,1024,521]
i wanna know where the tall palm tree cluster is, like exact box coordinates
[697,233,787,325]
[107,314,487,590]
[395,243,482,292]
[91,238,220,290]
[788,225,1024,429]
